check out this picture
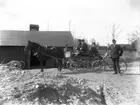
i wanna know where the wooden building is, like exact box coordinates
[0,30,74,69]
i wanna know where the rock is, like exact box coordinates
[73,99,82,105]
[13,93,22,98]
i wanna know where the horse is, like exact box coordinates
[24,41,65,72]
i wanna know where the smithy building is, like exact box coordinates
[0,30,74,69]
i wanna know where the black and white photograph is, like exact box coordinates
[0,0,140,105]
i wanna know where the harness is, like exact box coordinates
[36,46,63,61]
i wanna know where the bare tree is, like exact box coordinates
[127,29,140,52]
[110,24,122,40]
[128,32,140,44]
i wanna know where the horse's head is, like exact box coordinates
[24,41,39,53]
[24,41,42,57]
[24,40,33,53]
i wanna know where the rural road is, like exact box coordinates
[39,61,140,105]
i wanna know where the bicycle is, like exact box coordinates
[92,52,127,74]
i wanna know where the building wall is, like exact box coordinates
[98,46,107,55]
[0,46,27,68]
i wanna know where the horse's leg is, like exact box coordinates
[55,59,62,75]
[62,58,66,69]
[39,60,44,72]
[58,60,63,72]
[55,60,59,76]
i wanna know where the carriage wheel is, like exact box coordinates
[76,59,83,70]
[68,60,78,70]
[92,60,105,71]
[78,61,88,70]
[69,62,75,70]
[119,60,127,74]
[85,61,92,70]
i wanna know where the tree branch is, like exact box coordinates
[115,29,122,39]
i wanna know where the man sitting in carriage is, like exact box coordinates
[80,39,88,56]
[74,39,88,56]
[63,44,72,58]
[90,42,102,59]
[77,39,82,51]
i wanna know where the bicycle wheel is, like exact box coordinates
[92,60,104,71]
[104,59,114,71]
[119,60,127,74]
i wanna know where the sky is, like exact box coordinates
[0,0,140,45]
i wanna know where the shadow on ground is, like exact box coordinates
[123,73,140,75]
[62,69,113,75]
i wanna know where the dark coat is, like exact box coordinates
[81,43,88,52]
[77,43,82,51]
[90,46,99,55]
[108,44,123,58]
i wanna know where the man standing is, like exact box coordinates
[108,39,123,74]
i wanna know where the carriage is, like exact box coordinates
[64,50,127,74]
[63,50,101,70]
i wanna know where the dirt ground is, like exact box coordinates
[52,61,140,105]
[65,61,140,105]
[0,61,140,105]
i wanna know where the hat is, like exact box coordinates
[92,42,95,44]
[112,39,116,42]
[81,39,85,42]
[78,39,81,42]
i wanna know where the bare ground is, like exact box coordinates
[62,61,140,105]
[0,61,140,105]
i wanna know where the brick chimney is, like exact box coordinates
[29,24,39,31]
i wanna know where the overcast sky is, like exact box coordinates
[0,0,140,45]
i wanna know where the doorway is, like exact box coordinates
[30,52,40,68]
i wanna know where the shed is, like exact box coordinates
[0,30,74,69]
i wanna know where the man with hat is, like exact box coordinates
[90,42,101,58]
[77,39,82,51]
[108,39,123,74]
[80,39,88,55]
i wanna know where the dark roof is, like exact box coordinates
[0,30,74,47]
